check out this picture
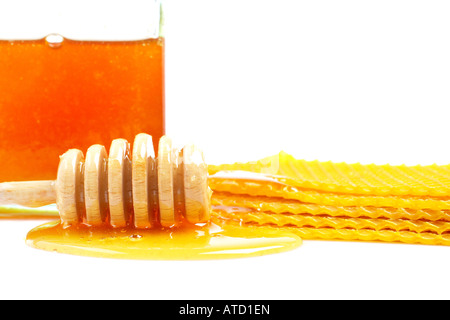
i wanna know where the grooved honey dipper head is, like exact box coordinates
[55,134,211,228]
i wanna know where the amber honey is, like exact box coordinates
[26,220,302,260]
[0,36,164,182]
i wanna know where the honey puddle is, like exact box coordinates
[26,220,301,260]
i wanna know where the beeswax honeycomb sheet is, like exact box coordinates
[209,153,450,245]
[211,217,450,246]
[208,152,450,197]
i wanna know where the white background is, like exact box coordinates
[2,0,450,300]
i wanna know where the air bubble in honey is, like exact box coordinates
[45,34,64,49]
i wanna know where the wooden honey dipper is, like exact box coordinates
[0,133,211,228]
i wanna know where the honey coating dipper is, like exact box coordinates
[0,133,211,228]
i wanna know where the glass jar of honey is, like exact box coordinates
[0,1,165,181]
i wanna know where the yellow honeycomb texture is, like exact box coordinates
[209,152,450,245]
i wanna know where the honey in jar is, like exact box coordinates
[0,7,164,182]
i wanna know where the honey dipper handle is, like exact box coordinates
[0,180,56,208]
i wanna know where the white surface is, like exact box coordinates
[2,0,450,300]
[2,220,450,300]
